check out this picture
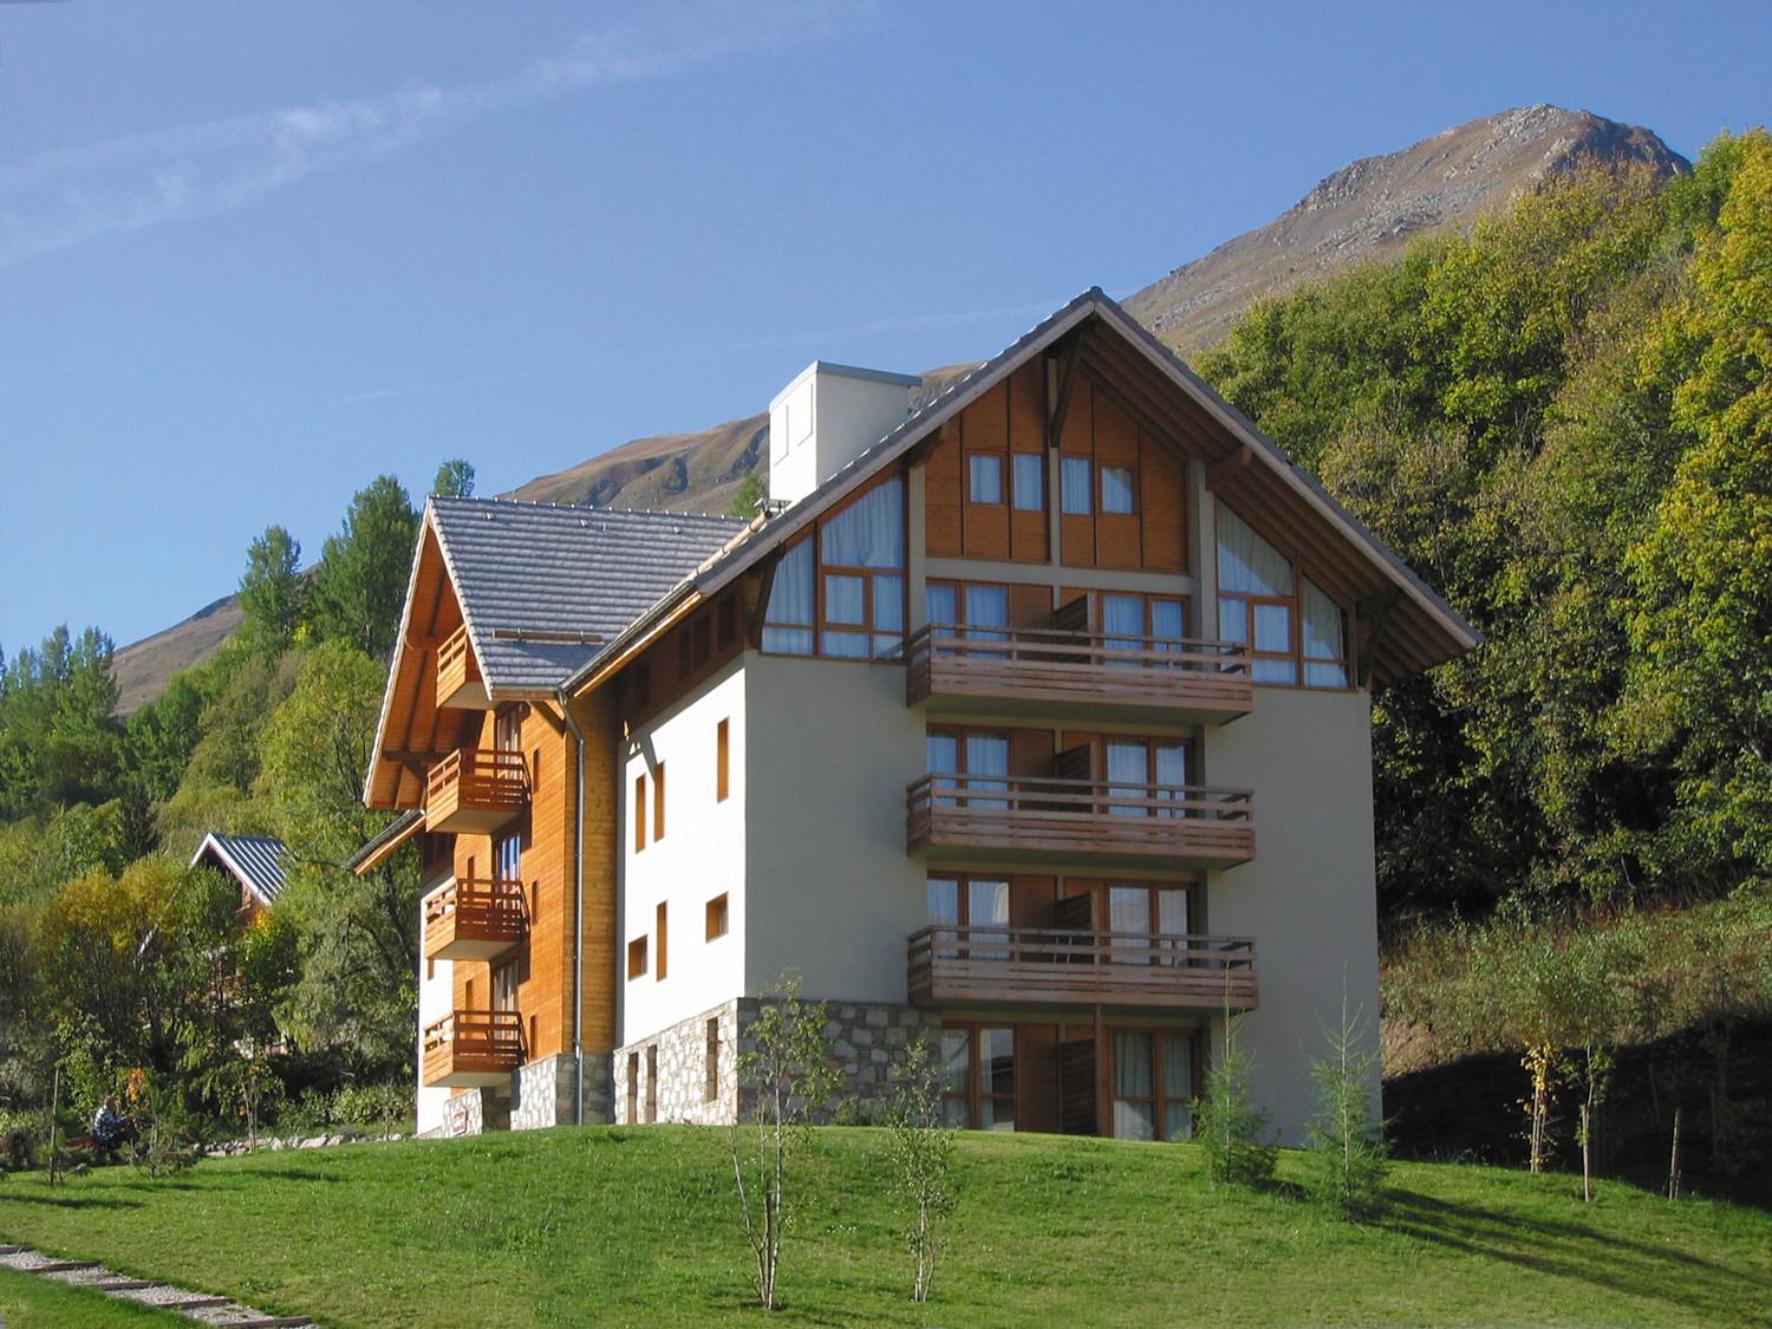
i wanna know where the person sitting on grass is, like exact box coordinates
[91,1095,135,1160]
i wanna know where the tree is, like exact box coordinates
[1192,1009,1276,1189]
[309,476,418,658]
[728,470,766,519]
[237,525,306,653]
[432,458,475,499]
[0,626,124,819]
[885,1036,957,1302]
[729,972,839,1311]
[1305,994,1388,1219]
[256,641,418,1070]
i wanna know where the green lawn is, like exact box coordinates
[0,1267,187,1327]
[0,1127,1767,1328]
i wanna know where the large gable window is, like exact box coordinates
[1216,502,1348,688]
[762,475,906,661]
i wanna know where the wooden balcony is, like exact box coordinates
[421,1010,525,1088]
[424,748,528,835]
[906,624,1252,726]
[907,773,1254,871]
[908,925,1258,1012]
[436,624,491,711]
[423,877,527,961]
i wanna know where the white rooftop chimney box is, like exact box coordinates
[768,361,921,507]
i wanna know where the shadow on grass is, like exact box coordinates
[0,1190,144,1210]
[1383,1189,1768,1321]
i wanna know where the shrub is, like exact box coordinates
[885,1038,957,1303]
[1306,998,1388,1219]
[1193,1012,1276,1189]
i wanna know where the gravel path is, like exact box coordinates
[0,1244,315,1326]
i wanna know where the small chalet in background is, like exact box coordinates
[190,833,287,920]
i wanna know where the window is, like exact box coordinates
[634,774,647,852]
[925,580,1009,649]
[626,1052,640,1124]
[1061,457,1093,514]
[968,453,1004,505]
[939,1026,1016,1131]
[1217,502,1350,688]
[761,538,815,655]
[1100,593,1188,664]
[493,959,518,1012]
[426,957,435,981]
[1112,1032,1195,1141]
[1106,883,1192,963]
[716,718,730,801]
[531,749,542,797]
[1012,453,1045,512]
[927,728,1009,810]
[645,1046,658,1124]
[495,705,521,752]
[1301,579,1349,688]
[706,892,729,940]
[653,762,666,841]
[655,903,668,981]
[626,936,648,980]
[766,478,907,660]
[705,1018,721,1103]
[927,875,1010,960]
[676,618,711,681]
[1101,464,1135,515]
[494,832,521,882]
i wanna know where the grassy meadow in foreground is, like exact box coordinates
[0,1267,187,1327]
[0,1126,1768,1328]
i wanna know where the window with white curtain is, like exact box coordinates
[1101,465,1135,514]
[1012,453,1045,512]
[968,453,1004,505]
[1113,1031,1194,1142]
[1216,501,1351,688]
[763,478,905,660]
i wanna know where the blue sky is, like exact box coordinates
[1,0,1766,657]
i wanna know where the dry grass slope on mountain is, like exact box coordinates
[111,594,243,715]
[1124,104,1688,353]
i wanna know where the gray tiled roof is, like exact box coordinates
[431,498,748,694]
[191,833,288,906]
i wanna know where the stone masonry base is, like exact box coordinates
[612,997,932,1126]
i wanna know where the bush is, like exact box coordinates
[332,1081,410,1134]
[1193,1013,1276,1189]
[1306,1000,1388,1219]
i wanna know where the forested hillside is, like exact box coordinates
[0,132,1765,1188]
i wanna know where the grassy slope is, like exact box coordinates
[0,1268,186,1327]
[0,1128,1767,1329]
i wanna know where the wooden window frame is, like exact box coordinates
[1099,462,1138,516]
[626,935,648,980]
[1110,1027,1199,1143]
[625,1051,640,1124]
[634,773,647,852]
[1219,592,1301,685]
[653,761,666,841]
[644,1045,658,1124]
[966,450,1007,508]
[761,474,909,663]
[716,718,730,802]
[1060,455,1093,515]
[1011,451,1046,513]
[941,1022,1015,1131]
[706,892,730,941]
[704,1017,721,1103]
[1217,502,1354,691]
[655,902,668,981]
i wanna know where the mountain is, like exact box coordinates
[1124,105,1687,352]
[109,105,1687,713]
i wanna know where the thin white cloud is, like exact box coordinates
[0,4,863,270]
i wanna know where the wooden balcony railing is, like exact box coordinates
[436,624,490,711]
[424,748,528,835]
[421,1010,525,1087]
[908,925,1258,1011]
[906,624,1252,723]
[907,773,1254,870]
[423,877,527,961]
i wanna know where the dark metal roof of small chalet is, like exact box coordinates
[190,833,287,907]
[429,498,748,694]
[344,808,424,875]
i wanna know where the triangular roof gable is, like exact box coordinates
[566,287,1477,695]
[190,832,287,907]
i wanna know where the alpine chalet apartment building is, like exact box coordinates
[358,289,1477,1143]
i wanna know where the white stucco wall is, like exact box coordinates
[415,879,454,1136]
[618,660,748,1047]
[1204,684,1382,1146]
[742,653,928,1002]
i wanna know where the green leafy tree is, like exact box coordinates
[432,458,476,499]
[885,1036,957,1303]
[256,641,417,1070]
[729,971,839,1312]
[728,470,766,519]
[237,525,307,653]
[0,626,124,819]
[309,476,419,658]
